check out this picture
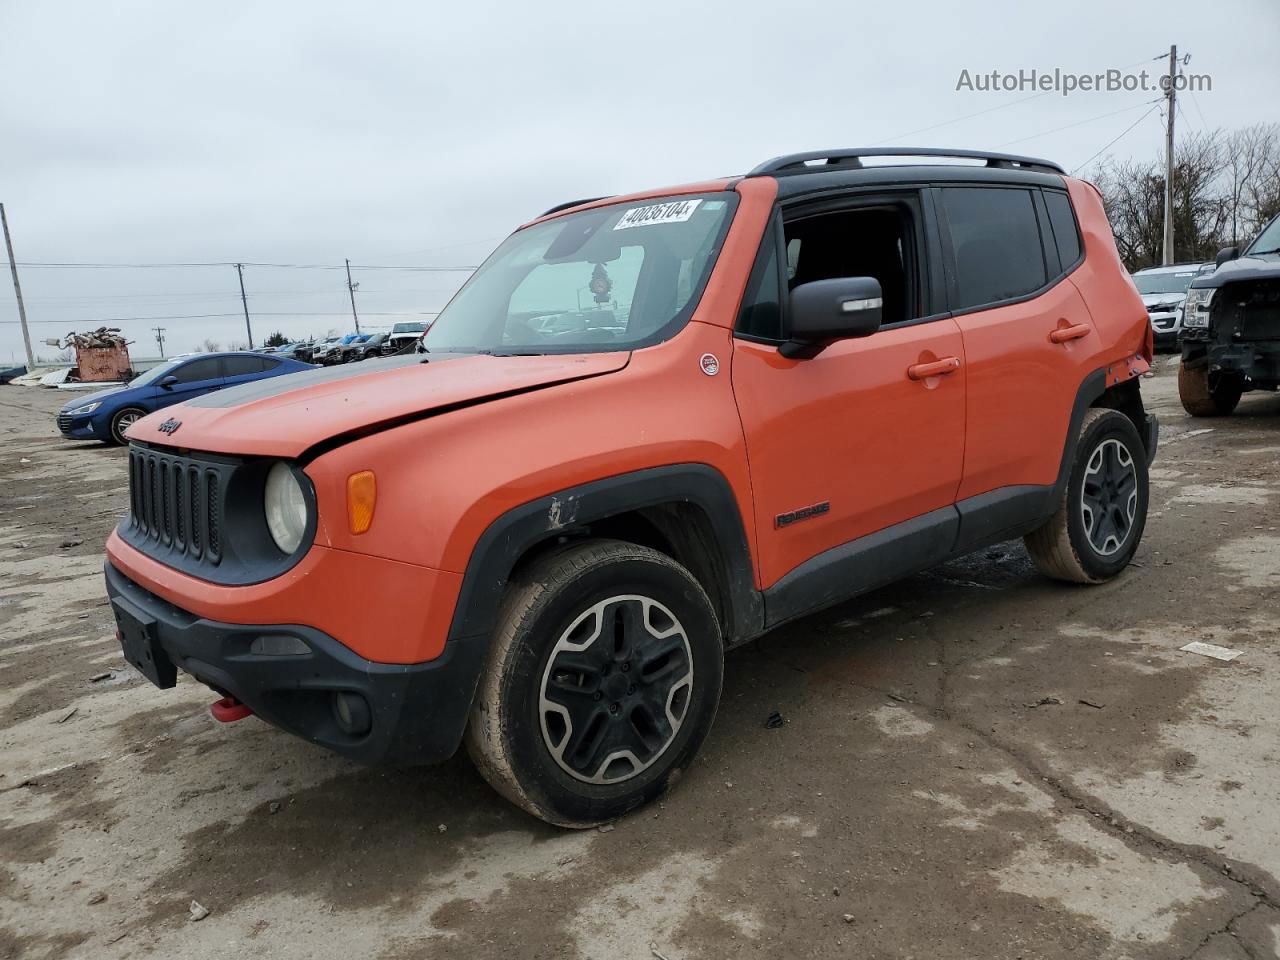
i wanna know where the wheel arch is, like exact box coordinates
[445,464,764,651]
[1057,368,1156,496]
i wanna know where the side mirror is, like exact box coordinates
[159,375,179,388]
[780,277,883,359]
[1215,245,1239,267]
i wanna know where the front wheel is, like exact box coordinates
[465,540,723,827]
[1024,408,1149,584]
[1178,362,1243,417]
[108,407,147,446]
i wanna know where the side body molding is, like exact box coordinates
[445,369,1117,666]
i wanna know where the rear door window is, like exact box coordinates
[941,187,1048,310]
[222,355,272,377]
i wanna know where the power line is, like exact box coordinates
[0,310,440,326]
[884,90,1054,143]
[883,54,1173,145]
[13,260,477,271]
[1071,104,1163,174]
[997,96,1163,148]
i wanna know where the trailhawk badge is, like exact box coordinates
[157,418,182,435]
[699,354,720,376]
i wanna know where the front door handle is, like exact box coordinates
[1049,323,1091,344]
[907,356,962,380]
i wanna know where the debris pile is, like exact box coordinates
[57,327,130,350]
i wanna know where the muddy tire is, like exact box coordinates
[109,407,147,446]
[1178,362,1243,417]
[465,539,723,827]
[1024,408,1149,584]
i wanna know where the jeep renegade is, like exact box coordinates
[105,147,1158,826]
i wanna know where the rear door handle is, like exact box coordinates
[907,356,962,381]
[1049,323,1091,344]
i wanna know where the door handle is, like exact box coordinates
[907,356,961,381]
[1049,323,1091,344]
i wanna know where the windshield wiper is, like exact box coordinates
[1248,247,1280,256]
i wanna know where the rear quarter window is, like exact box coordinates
[1043,190,1083,270]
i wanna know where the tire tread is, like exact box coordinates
[1024,407,1116,585]
[465,539,714,827]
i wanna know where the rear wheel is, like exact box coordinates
[466,540,723,827]
[1178,362,1243,417]
[1024,408,1149,584]
[109,407,146,446]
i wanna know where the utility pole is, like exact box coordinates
[0,203,36,370]
[235,263,254,349]
[153,326,166,357]
[345,258,360,333]
[1162,44,1177,265]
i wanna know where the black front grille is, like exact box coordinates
[119,444,315,586]
[56,413,72,433]
[126,447,223,566]
[1237,280,1280,340]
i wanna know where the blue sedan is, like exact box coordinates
[56,351,313,445]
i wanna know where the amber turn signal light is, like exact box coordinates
[347,470,376,534]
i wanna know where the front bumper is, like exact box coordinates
[104,561,485,764]
[1181,339,1280,384]
[56,411,104,440]
[1148,313,1180,347]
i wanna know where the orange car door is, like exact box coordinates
[731,194,966,599]
[936,185,1097,505]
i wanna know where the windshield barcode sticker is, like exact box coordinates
[613,199,702,230]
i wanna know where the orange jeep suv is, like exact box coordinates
[106,148,1157,826]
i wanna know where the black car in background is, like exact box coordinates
[1179,214,1280,416]
[352,333,389,360]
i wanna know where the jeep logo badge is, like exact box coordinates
[158,418,182,435]
[699,353,720,376]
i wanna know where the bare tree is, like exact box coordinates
[199,339,222,353]
[1224,125,1279,245]
[1089,123,1280,268]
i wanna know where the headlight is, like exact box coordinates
[67,401,101,416]
[264,462,308,553]
[1182,287,1215,328]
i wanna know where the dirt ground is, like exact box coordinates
[2,361,1279,960]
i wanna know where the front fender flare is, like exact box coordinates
[444,463,763,648]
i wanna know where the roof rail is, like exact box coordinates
[540,196,611,217]
[748,148,1065,177]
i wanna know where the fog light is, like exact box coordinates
[332,691,372,736]
[249,634,310,656]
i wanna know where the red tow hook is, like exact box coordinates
[210,696,253,723]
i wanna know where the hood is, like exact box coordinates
[125,351,630,457]
[1140,292,1186,310]
[1192,254,1280,289]
[60,385,126,412]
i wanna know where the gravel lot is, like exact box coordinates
[2,362,1279,960]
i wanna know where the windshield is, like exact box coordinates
[1246,216,1280,255]
[1133,271,1198,296]
[424,193,737,355]
[129,357,185,387]
[391,322,426,334]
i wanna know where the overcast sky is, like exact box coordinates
[2,0,1278,362]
